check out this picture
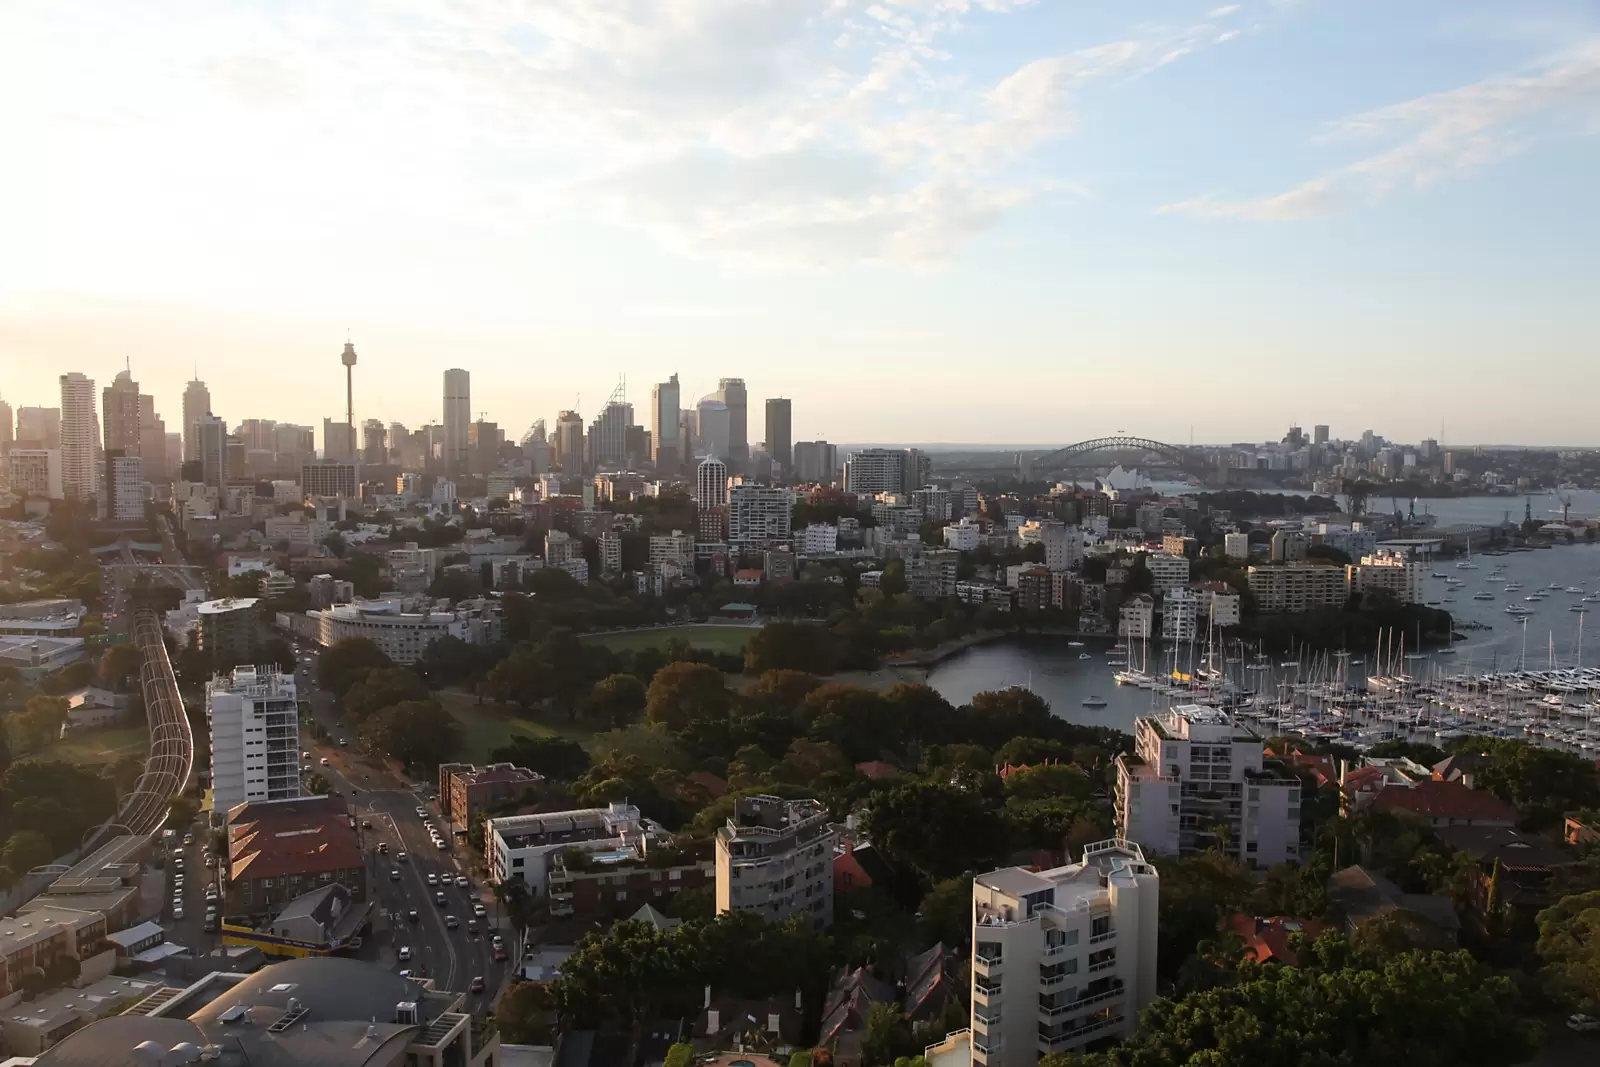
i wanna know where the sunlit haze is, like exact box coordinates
[4,0,1599,444]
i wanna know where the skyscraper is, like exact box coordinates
[102,369,142,456]
[322,418,357,462]
[197,414,228,492]
[0,394,12,455]
[1313,424,1329,445]
[58,372,100,501]
[651,374,680,473]
[696,455,729,543]
[16,407,61,449]
[443,368,470,475]
[139,394,167,483]
[696,397,730,460]
[182,378,210,463]
[764,398,792,469]
[590,401,633,469]
[553,411,585,475]
[794,441,838,484]
[715,378,748,467]
[362,419,387,465]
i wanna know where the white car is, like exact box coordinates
[397,946,411,962]
[473,904,487,918]
[1569,1013,1600,1032]
[173,905,185,920]
[415,807,427,818]
[455,876,469,889]
[426,874,438,886]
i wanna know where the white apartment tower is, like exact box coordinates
[1115,704,1302,868]
[715,795,835,930]
[1042,522,1085,572]
[696,456,729,511]
[1223,531,1250,560]
[207,666,301,816]
[955,840,1159,1067]
[58,372,100,501]
[443,368,470,474]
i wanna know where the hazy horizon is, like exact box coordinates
[4,1,1599,445]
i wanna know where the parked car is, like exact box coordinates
[1569,1013,1600,1032]
[203,916,217,932]
[173,905,184,920]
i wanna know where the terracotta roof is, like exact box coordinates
[688,771,729,798]
[1368,780,1515,822]
[1340,766,1387,793]
[1223,913,1329,966]
[855,760,902,781]
[228,797,363,882]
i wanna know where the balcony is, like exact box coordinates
[1088,959,1117,973]
[1042,984,1125,1019]
[974,1006,1002,1027]
[1037,1014,1124,1052]
[1042,943,1071,960]
[974,979,1002,1003]
[974,953,1003,977]
[1089,929,1115,946]
[973,1035,1001,1057]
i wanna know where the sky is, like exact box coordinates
[2,0,1599,448]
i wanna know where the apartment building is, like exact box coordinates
[197,597,259,668]
[546,841,714,924]
[715,795,835,930]
[1144,553,1190,596]
[942,839,1158,1067]
[487,803,652,896]
[1223,531,1250,560]
[801,523,840,554]
[438,762,543,828]
[1159,588,1198,643]
[1115,705,1302,868]
[649,530,696,573]
[225,795,366,920]
[7,449,64,500]
[208,666,300,815]
[311,597,501,663]
[1346,550,1426,605]
[728,483,792,545]
[0,906,111,997]
[1118,594,1153,640]
[906,550,958,601]
[942,518,980,552]
[1269,530,1309,562]
[1247,563,1349,613]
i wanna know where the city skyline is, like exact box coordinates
[4,1,1599,444]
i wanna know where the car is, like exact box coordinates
[377,842,388,855]
[422,821,434,833]
[361,819,372,829]
[455,876,469,889]
[338,738,347,747]
[173,858,184,870]
[407,909,419,923]
[473,904,486,918]
[466,919,478,932]
[445,915,459,929]
[493,947,507,962]
[426,874,438,886]
[397,852,408,863]
[173,905,184,920]
[1569,1013,1600,1032]
[301,751,311,760]
[391,869,401,881]
[203,916,217,932]
[415,807,427,817]
[398,969,413,979]
[204,854,215,868]
[491,934,504,947]
[435,838,449,851]
[319,757,330,766]
[182,834,193,846]
[205,885,219,900]
[397,946,412,962]
[469,976,486,993]
[434,892,447,907]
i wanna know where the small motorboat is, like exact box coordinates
[1078,652,1091,660]
[1081,695,1108,708]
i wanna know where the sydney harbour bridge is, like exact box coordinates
[942,434,1216,485]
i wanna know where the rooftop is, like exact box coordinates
[3,975,163,1033]
[1368,780,1516,823]
[0,906,103,953]
[229,796,362,883]
[197,597,259,615]
[489,803,641,842]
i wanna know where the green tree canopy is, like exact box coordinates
[586,673,648,729]
[1538,889,1600,1013]
[317,637,393,697]
[342,665,430,723]
[645,662,731,730]
[359,699,461,772]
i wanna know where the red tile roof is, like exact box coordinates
[1368,780,1515,823]
[855,760,902,781]
[228,797,363,882]
[1223,913,1330,966]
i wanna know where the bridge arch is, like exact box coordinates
[1031,435,1208,480]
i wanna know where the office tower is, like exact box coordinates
[764,398,792,469]
[793,441,838,484]
[239,418,277,452]
[207,666,301,814]
[362,419,387,465]
[182,378,210,463]
[843,447,926,496]
[469,419,502,474]
[589,401,633,469]
[728,484,791,546]
[301,461,358,499]
[165,433,183,479]
[7,450,64,499]
[695,397,730,460]
[651,374,680,473]
[0,394,11,454]
[1313,424,1329,446]
[959,840,1160,1066]
[555,411,585,474]
[105,450,145,521]
[443,368,470,474]
[16,406,61,449]
[194,415,228,492]
[138,395,167,483]
[102,368,142,457]
[321,417,357,462]
[714,377,748,467]
[58,372,101,501]
[340,340,358,445]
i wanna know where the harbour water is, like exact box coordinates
[927,538,1600,738]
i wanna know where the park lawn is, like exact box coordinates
[27,725,149,766]
[581,625,755,656]
[437,690,598,762]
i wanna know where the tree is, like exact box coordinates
[318,637,393,697]
[919,875,975,948]
[1538,890,1600,1012]
[495,979,556,1044]
[1153,851,1254,980]
[861,1002,917,1067]
[342,666,430,723]
[489,736,591,780]
[98,643,142,691]
[745,622,841,675]
[12,696,69,751]
[645,662,731,730]
[586,673,647,729]
[167,796,200,831]
[0,830,55,884]
[359,699,461,771]
[863,781,1004,885]
[879,559,907,597]
[258,637,297,674]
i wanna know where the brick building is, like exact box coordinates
[438,762,544,830]
[224,795,366,920]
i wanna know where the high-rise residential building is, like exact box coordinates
[1115,704,1302,868]
[443,368,470,474]
[197,415,228,492]
[651,374,680,472]
[7,449,64,499]
[598,530,622,576]
[301,460,358,499]
[207,665,301,814]
[696,456,729,511]
[0,394,11,455]
[102,369,142,457]
[714,377,748,467]
[16,406,61,449]
[589,401,633,469]
[695,397,730,460]
[1223,531,1250,560]
[198,596,261,667]
[950,840,1159,1067]
[1246,563,1348,613]
[1345,550,1426,605]
[715,795,834,930]
[104,450,145,521]
[843,447,927,496]
[138,394,167,483]
[555,411,585,474]
[58,372,100,501]
[764,398,792,469]
[793,440,838,484]
[728,484,792,546]
[182,379,210,463]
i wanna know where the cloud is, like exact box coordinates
[1208,4,1242,16]
[1162,39,1600,219]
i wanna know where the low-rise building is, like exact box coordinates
[224,795,366,921]
[438,762,543,828]
[546,841,714,925]
[309,597,500,664]
[942,518,981,552]
[715,795,835,930]
[0,974,163,1055]
[487,803,653,896]
[0,906,112,998]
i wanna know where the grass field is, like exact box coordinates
[580,625,756,655]
[437,690,598,762]
[28,725,149,766]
